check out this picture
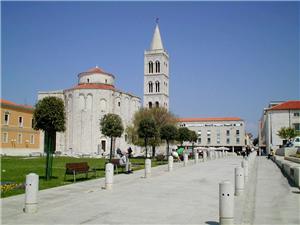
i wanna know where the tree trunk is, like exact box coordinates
[152,146,156,158]
[44,130,55,180]
[109,137,113,162]
[145,138,148,159]
[167,140,169,156]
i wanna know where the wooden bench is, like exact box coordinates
[110,159,126,174]
[64,162,96,182]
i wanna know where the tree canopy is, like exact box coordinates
[33,96,66,133]
[160,124,178,156]
[188,130,198,143]
[100,113,124,138]
[277,127,299,141]
[138,117,158,158]
[177,127,191,145]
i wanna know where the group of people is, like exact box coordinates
[116,147,133,174]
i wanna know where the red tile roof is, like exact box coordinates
[0,98,34,110]
[177,117,242,122]
[66,83,115,91]
[78,67,115,79]
[269,100,300,111]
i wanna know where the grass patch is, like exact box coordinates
[1,156,167,198]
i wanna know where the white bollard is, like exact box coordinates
[168,156,173,172]
[235,167,244,196]
[194,150,199,164]
[145,159,151,178]
[105,163,114,190]
[241,160,249,183]
[219,180,234,225]
[24,173,39,213]
[183,153,188,166]
[203,151,207,162]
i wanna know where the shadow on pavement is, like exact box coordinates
[205,221,219,225]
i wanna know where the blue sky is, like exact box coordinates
[2,1,299,136]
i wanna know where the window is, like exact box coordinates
[125,134,128,142]
[217,138,220,144]
[197,130,201,136]
[148,61,153,73]
[87,78,90,83]
[105,79,108,84]
[197,138,201,143]
[293,123,300,131]
[155,101,159,108]
[226,138,230,144]
[155,81,160,92]
[207,130,211,137]
[155,61,160,73]
[4,112,9,125]
[226,130,230,136]
[207,138,211,144]
[2,132,8,143]
[236,130,240,136]
[149,102,152,108]
[17,133,22,144]
[30,134,35,144]
[19,117,23,127]
[236,138,240,144]
[148,82,153,93]
[118,102,121,107]
[294,112,300,117]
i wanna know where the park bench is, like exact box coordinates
[64,162,96,182]
[110,159,126,174]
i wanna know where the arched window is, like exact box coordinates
[148,61,153,74]
[155,81,160,92]
[155,61,160,73]
[149,102,152,108]
[155,101,159,108]
[148,82,153,93]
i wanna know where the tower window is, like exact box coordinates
[4,112,9,125]
[19,117,23,127]
[155,61,160,73]
[148,82,153,93]
[148,61,153,73]
[155,81,160,92]
[155,101,159,108]
[149,102,153,108]
[87,78,90,83]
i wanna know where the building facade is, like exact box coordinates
[144,23,169,111]
[38,67,141,155]
[178,117,246,151]
[0,99,41,155]
[259,100,300,153]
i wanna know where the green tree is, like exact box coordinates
[33,96,66,180]
[177,127,191,146]
[277,127,299,142]
[160,124,178,156]
[138,117,157,158]
[129,107,177,157]
[253,137,259,146]
[100,114,124,162]
[188,130,198,153]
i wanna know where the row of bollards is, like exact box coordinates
[24,150,232,214]
[219,152,256,225]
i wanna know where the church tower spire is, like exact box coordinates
[143,22,169,111]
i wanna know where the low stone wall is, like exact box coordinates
[272,155,300,188]
[275,147,298,157]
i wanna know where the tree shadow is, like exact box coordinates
[39,176,59,180]
[205,221,219,225]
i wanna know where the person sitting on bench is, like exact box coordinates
[117,148,133,174]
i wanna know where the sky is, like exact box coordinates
[2,1,299,136]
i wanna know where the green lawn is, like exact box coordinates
[1,156,167,198]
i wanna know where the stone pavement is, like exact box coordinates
[1,155,300,225]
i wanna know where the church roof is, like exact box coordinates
[66,83,115,91]
[178,117,243,122]
[150,24,164,50]
[268,100,300,111]
[78,66,115,79]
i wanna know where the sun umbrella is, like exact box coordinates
[177,147,184,155]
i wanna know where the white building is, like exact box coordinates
[259,100,300,153]
[38,67,141,155]
[178,117,246,152]
[144,23,169,110]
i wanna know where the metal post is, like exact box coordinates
[105,163,114,190]
[145,159,151,178]
[24,173,39,213]
[234,167,244,196]
[183,153,188,166]
[219,180,234,225]
[168,156,173,172]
